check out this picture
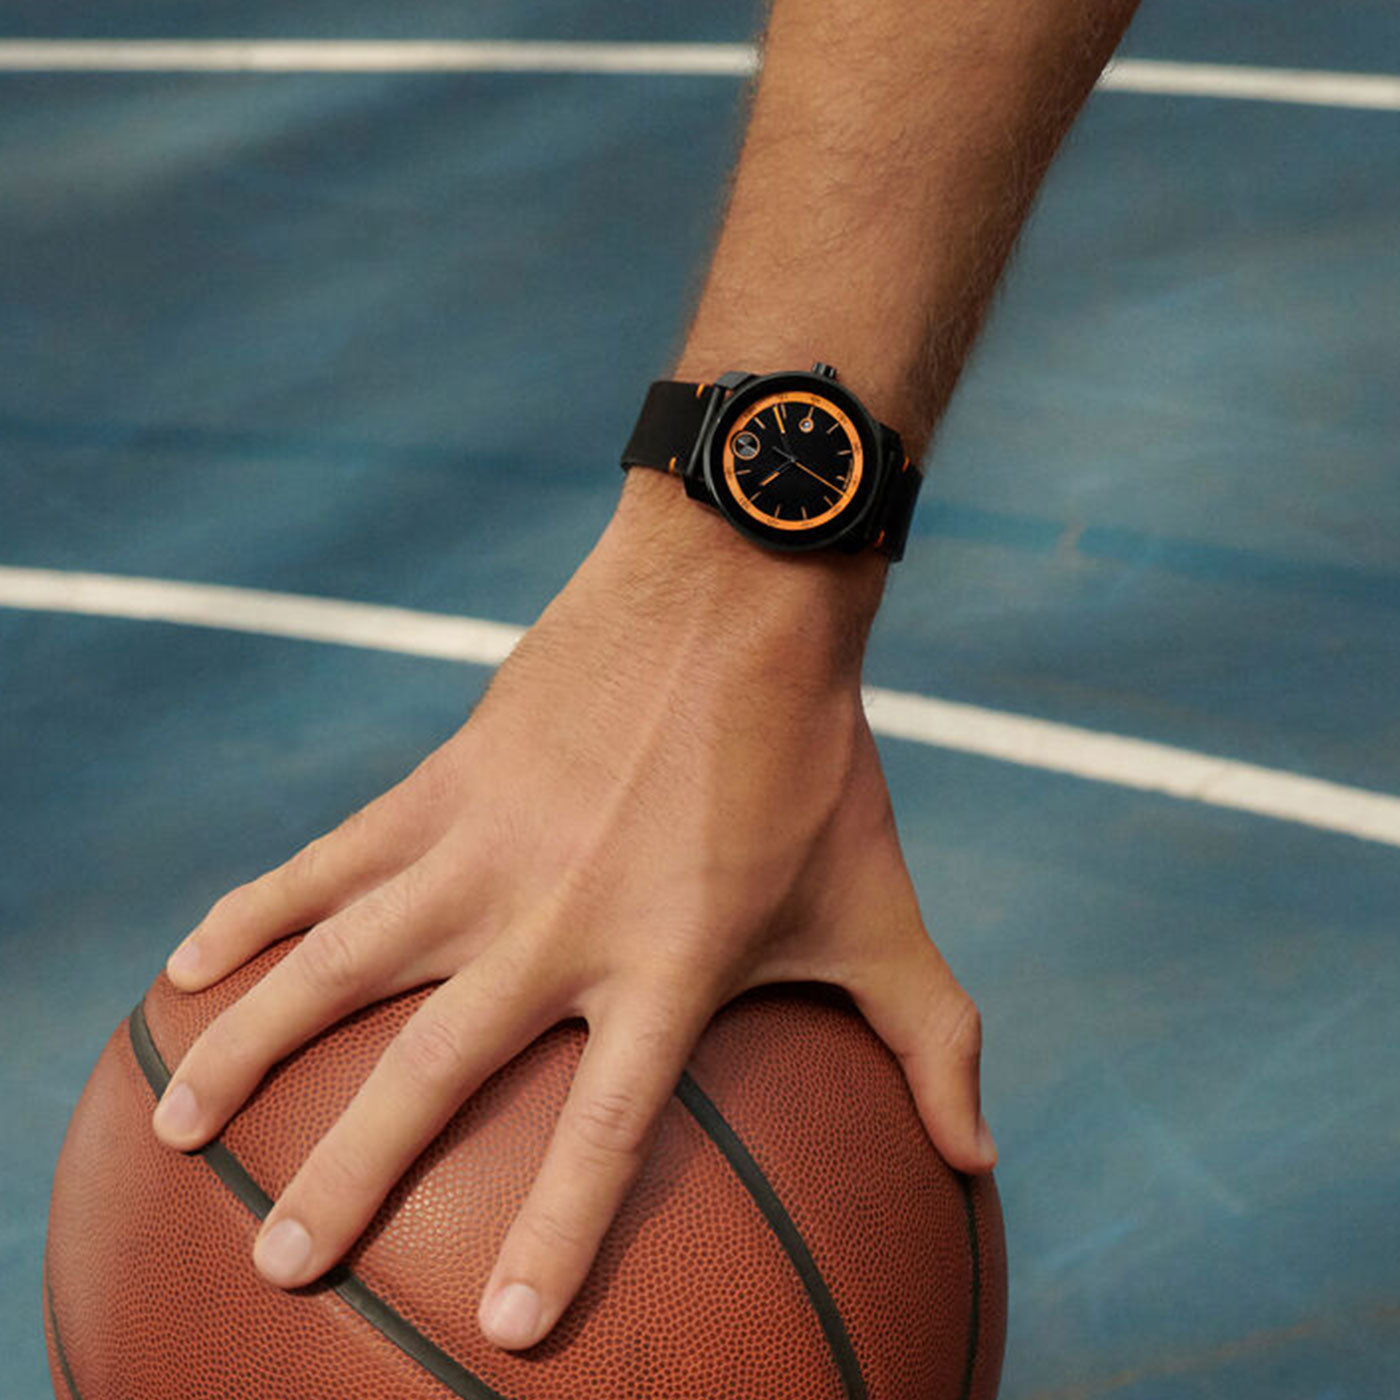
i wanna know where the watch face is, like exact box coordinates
[703,372,879,551]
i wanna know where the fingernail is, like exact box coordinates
[166,939,203,982]
[255,1218,313,1285]
[481,1282,543,1349]
[152,1081,200,1140]
[976,1113,998,1167]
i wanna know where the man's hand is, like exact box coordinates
[150,0,1142,1349]
[151,470,994,1352]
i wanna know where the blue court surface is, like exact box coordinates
[3,3,1399,1397]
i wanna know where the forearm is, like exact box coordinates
[607,0,1139,638]
[678,0,1141,454]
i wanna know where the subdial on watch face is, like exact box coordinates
[722,392,863,531]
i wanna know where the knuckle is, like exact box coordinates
[283,836,328,890]
[518,1202,587,1256]
[406,748,461,816]
[567,1088,651,1161]
[937,993,983,1064]
[364,863,421,934]
[296,921,360,998]
[306,1141,378,1201]
[393,1014,471,1092]
[199,1012,258,1077]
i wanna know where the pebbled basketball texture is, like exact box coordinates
[45,935,1006,1399]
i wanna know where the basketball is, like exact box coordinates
[44,935,1006,1398]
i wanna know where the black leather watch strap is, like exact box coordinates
[865,437,922,562]
[620,379,714,475]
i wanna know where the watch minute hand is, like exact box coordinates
[774,450,839,492]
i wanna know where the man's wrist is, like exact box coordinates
[601,463,889,658]
[605,340,908,647]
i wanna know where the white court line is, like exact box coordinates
[0,39,757,76]
[5,564,1400,848]
[0,41,1396,111]
[0,565,526,664]
[1098,58,1400,111]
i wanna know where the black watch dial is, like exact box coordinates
[702,373,880,551]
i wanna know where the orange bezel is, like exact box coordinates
[721,390,864,531]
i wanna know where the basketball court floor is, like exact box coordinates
[3,3,1398,1396]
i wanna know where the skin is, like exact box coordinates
[153,0,1140,1354]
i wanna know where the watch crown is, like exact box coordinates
[811,362,838,380]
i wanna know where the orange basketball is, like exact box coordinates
[44,935,1006,1398]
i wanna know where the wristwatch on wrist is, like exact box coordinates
[619,362,921,561]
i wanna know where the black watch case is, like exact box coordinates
[684,368,890,554]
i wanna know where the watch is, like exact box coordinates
[619,362,921,561]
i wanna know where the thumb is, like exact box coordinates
[846,926,997,1175]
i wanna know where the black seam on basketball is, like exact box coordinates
[45,1275,83,1400]
[127,1003,515,1400]
[125,1003,950,1400]
[675,1068,868,1400]
[955,1176,981,1400]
